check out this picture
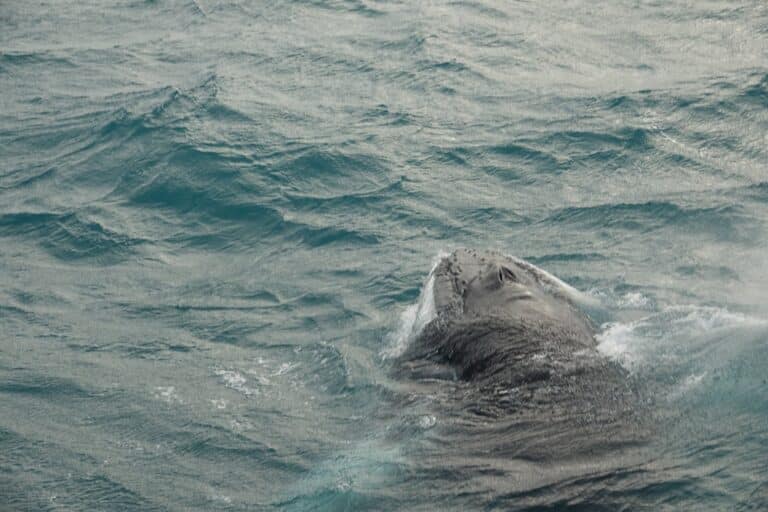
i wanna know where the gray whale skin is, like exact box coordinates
[399,249,644,445]
[397,248,648,477]
[403,248,603,387]
[396,249,652,502]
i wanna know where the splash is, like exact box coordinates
[596,305,768,371]
[382,251,448,359]
[214,368,259,396]
[587,289,656,311]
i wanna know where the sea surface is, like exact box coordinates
[2,1,768,510]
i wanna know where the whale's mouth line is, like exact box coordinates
[506,293,534,302]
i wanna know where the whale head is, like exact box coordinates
[429,249,595,345]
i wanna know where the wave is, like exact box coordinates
[0,373,92,400]
[546,201,748,239]
[0,50,77,70]
[0,211,144,263]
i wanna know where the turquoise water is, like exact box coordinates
[2,1,768,510]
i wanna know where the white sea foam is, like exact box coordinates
[664,305,767,331]
[596,320,649,368]
[153,385,182,403]
[209,494,232,505]
[669,371,708,399]
[418,415,437,429]
[616,292,653,309]
[215,369,259,396]
[210,398,228,409]
[596,305,768,371]
[587,288,655,310]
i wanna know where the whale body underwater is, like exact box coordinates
[396,249,648,462]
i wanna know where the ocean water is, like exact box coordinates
[1,1,768,510]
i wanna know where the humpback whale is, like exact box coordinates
[398,249,646,460]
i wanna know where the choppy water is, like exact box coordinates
[2,1,768,510]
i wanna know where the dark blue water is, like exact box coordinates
[2,1,768,510]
